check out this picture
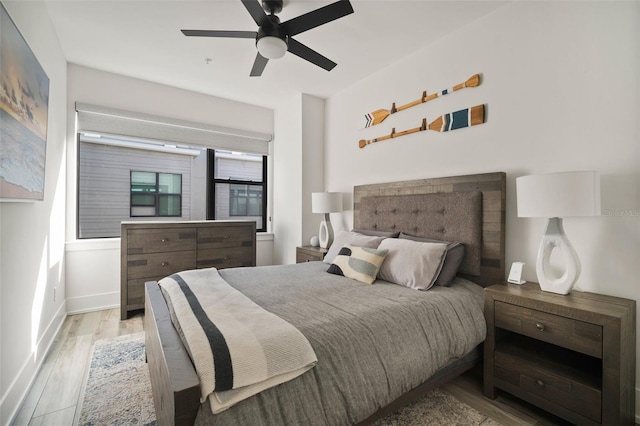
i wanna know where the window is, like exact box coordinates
[230,184,263,216]
[131,171,182,217]
[77,135,202,239]
[77,133,267,238]
[209,150,267,231]
[75,103,271,239]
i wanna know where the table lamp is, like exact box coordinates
[516,171,600,295]
[312,192,342,249]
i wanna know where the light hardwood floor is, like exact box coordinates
[11,309,144,426]
[11,308,635,425]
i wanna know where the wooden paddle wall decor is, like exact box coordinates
[361,74,480,129]
[358,104,485,149]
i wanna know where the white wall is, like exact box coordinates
[273,95,303,264]
[272,93,326,265]
[301,94,326,247]
[325,0,640,416]
[0,2,67,424]
[64,65,275,312]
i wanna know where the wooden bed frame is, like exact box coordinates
[144,171,506,425]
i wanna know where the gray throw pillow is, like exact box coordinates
[377,238,447,290]
[399,232,465,287]
[323,230,386,264]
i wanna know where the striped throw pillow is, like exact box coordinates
[327,245,389,284]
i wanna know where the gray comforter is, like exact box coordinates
[192,261,486,425]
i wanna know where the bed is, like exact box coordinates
[144,171,506,425]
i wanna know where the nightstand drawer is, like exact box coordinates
[297,252,320,263]
[296,246,327,263]
[495,301,603,358]
[495,348,602,423]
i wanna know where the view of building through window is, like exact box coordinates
[77,135,267,238]
[130,171,182,217]
[210,150,267,231]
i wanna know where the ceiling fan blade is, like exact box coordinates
[250,53,269,77]
[181,29,257,38]
[287,38,336,71]
[281,0,353,36]
[241,0,269,27]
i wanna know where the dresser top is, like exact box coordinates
[121,220,254,226]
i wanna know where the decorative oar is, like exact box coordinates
[358,104,485,149]
[361,74,480,129]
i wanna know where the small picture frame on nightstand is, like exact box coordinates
[507,262,526,284]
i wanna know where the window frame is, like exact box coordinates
[207,149,267,232]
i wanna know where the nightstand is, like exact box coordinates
[296,246,328,263]
[483,282,636,425]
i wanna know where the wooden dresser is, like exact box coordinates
[121,220,256,319]
[483,282,636,425]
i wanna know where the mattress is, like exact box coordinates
[164,261,487,425]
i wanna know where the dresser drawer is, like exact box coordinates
[197,246,254,269]
[495,343,602,423]
[127,275,169,309]
[121,221,257,320]
[494,301,603,358]
[197,226,254,250]
[127,228,197,254]
[127,250,197,280]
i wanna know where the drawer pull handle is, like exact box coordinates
[161,262,169,267]
[535,323,545,332]
[161,238,169,243]
[536,379,545,388]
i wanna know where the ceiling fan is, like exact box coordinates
[181,0,354,77]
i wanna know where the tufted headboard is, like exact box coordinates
[353,172,506,287]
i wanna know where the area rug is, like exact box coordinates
[371,387,502,426]
[79,333,501,425]
[78,333,156,425]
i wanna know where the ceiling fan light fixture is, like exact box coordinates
[256,35,287,59]
[181,0,354,76]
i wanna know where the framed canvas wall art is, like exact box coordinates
[0,2,50,201]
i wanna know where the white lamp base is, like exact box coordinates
[536,217,581,295]
[318,213,334,249]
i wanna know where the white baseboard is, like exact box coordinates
[2,302,66,426]
[66,291,119,315]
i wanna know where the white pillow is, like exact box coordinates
[323,230,386,264]
[377,238,447,290]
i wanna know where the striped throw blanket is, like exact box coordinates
[158,268,317,414]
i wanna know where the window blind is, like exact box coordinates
[75,102,272,155]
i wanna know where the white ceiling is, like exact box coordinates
[45,0,507,109]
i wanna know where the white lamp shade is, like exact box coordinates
[256,36,287,59]
[312,192,342,213]
[516,171,601,218]
[516,171,601,295]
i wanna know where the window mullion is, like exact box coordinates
[155,172,160,216]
